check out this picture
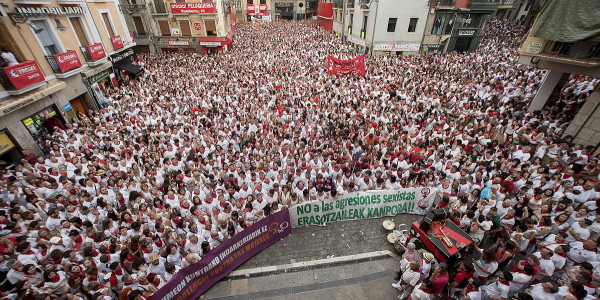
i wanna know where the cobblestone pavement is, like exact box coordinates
[236,214,422,269]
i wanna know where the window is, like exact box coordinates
[158,20,170,36]
[31,20,60,55]
[205,20,216,36]
[361,15,367,37]
[101,13,116,37]
[0,20,26,63]
[348,13,353,34]
[408,17,418,32]
[387,18,397,32]
[154,0,167,13]
[179,21,191,36]
[133,16,146,35]
[69,17,90,47]
[260,0,266,4]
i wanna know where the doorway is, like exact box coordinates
[70,97,88,117]
[454,37,472,52]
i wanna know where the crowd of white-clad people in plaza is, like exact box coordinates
[0,19,599,300]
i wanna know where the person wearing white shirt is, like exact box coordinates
[392,260,421,299]
[486,270,512,300]
[533,248,556,279]
[567,240,597,267]
[525,282,560,300]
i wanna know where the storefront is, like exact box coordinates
[161,40,197,54]
[198,35,233,55]
[0,131,21,169]
[21,105,66,155]
[82,62,113,108]
[109,48,142,83]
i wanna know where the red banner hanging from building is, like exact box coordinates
[326,55,366,76]
[111,36,123,50]
[317,2,333,33]
[247,4,267,15]
[3,60,45,90]
[53,51,82,73]
[87,43,106,61]
[170,2,215,14]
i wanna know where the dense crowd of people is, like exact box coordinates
[0,19,598,300]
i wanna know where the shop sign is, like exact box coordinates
[374,43,420,52]
[109,49,135,67]
[168,40,190,46]
[193,22,202,30]
[87,43,106,61]
[15,5,86,15]
[63,103,72,111]
[87,68,111,84]
[0,133,15,156]
[199,42,221,46]
[53,50,82,73]
[111,36,123,50]
[0,82,66,117]
[3,60,44,90]
[247,4,268,15]
[346,35,366,47]
[170,2,215,14]
[458,30,475,36]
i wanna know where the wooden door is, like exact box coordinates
[69,97,87,116]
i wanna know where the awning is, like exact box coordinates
[120,63,143,76]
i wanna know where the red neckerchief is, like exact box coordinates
[410,267,420,272]
[583,247,596,252]
[466,285,478,293]
[502,215,513,220]
[50,274,61,282]
[127,254,135,262]
[498,279,510,286]
[21,250,34,255]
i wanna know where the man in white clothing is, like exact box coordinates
[526,282,560,300]
[486,270,512,300]
[392,260,421,299]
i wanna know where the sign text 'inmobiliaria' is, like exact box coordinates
[290,188,436,228]
[151,210,291,300]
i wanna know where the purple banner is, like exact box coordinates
[151,209,291,300]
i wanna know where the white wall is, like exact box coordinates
[372,0,429,44]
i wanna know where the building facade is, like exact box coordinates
[518,1,600,148]
[0,0,137,163]
[342,0,429,55]
[145,0,235,54]
[422,0,499,53]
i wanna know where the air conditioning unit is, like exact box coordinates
[170,28,180,35]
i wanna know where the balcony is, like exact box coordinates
[152,0,168,14]
[79,46,107,66]
[0,61,47,95]
[44,53,84,78]
[519,37,600,75]
[119,3,148,13]
[468,0,500,10]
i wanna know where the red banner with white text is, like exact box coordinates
[53,51,82,73]
[3,61,45,90]
[87,43,106,61]
[170,2,215,14]
[111,36,123,50]
[326,55,366,76]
